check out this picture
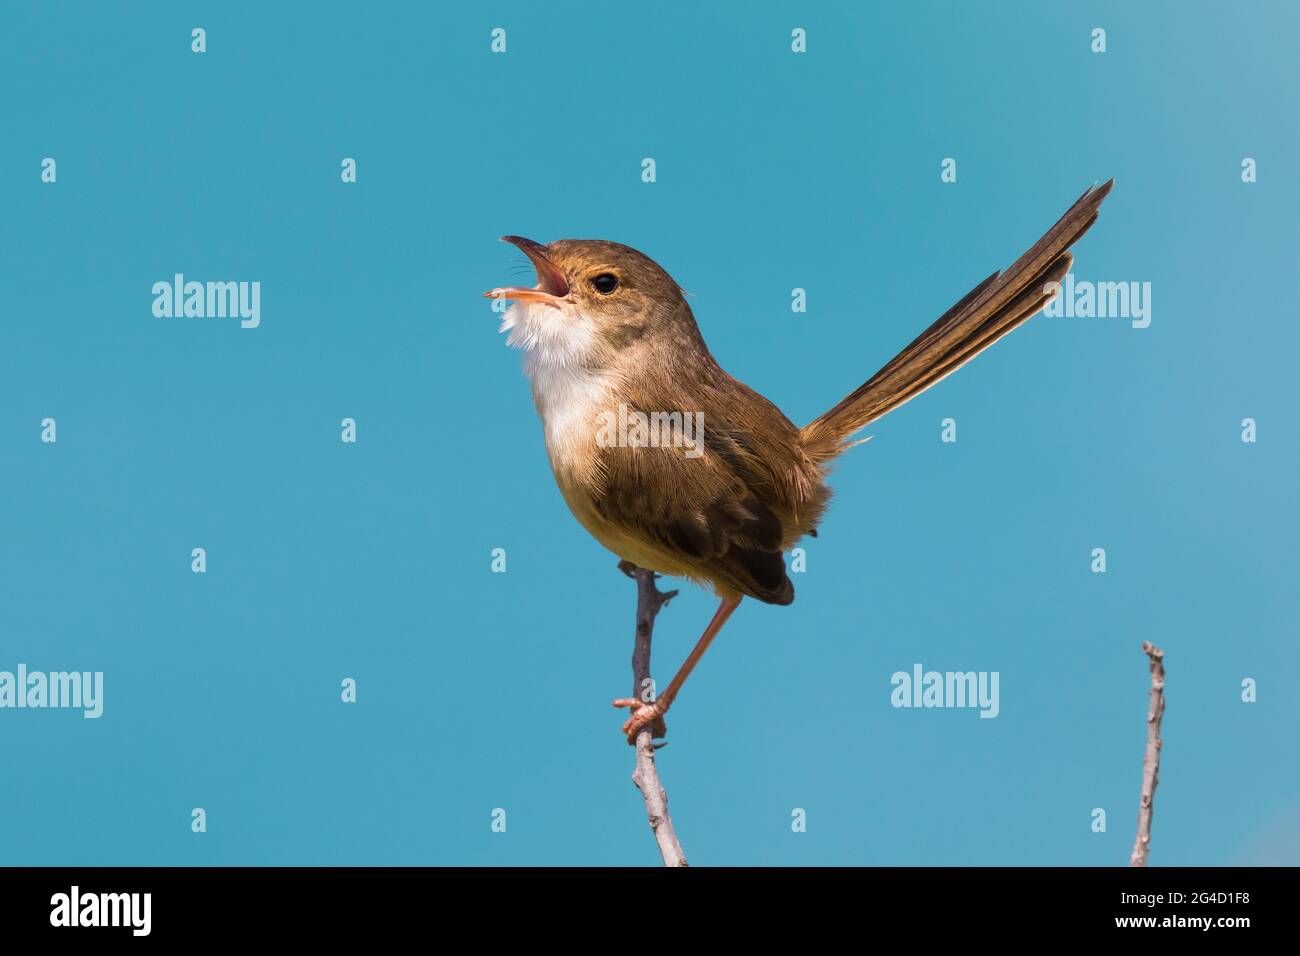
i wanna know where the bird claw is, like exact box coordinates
[612,697,667,744]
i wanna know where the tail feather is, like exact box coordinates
[870,251,1074,424]
[801,180,1112,463]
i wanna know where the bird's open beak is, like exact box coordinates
[483,236,570,308]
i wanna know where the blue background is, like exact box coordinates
[2,1,1297,866]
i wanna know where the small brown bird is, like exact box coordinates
[486,181,1112,743]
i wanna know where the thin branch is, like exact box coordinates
[619,561,688,867]
[1130,641,1166,867]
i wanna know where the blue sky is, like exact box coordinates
[1,1,1297,865]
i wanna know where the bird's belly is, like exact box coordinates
[529,364,686,570]
[525,353,721,582]
[553,477,697,577]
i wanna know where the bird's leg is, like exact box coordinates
[613,594,743,744]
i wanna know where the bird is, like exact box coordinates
[485,180,1113,743]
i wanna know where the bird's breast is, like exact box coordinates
[524,351,616,482]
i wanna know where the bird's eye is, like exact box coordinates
[591,273,619,295]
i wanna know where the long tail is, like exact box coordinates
[800,180,1114,464]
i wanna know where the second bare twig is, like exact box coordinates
[1130,641,1166,867]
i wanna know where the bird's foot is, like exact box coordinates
[611,697,667,745]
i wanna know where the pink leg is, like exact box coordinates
[613,594,743,743]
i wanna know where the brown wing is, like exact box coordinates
[587,371,808,605]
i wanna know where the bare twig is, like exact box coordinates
[619,561,688,867]
[1130,641,1166,867]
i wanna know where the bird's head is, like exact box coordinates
[485,237,693,366]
